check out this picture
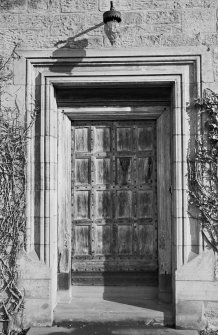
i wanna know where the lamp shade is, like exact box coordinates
[103,1,121,24]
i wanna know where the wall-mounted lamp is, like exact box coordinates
[103,1,122,46]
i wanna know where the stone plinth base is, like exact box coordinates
[17,251,55,327]
[175,249,218,330]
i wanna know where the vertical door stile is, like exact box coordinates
[153,123,158,262]
[71,124,75,259]
[133,123,138,257]
[90,124,95,260]
[112,122,117,257]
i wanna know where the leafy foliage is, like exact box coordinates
[188,89,218,252]
[200,330,218,335]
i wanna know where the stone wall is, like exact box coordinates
[0,0,217,52]
[0,0,218,90]
[0,0,217,91]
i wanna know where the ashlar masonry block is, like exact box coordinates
[176,300,206,330]
[0,14,19,29]
[146,10,181,24]
[27,0,49,12]
[122,12,144,25]
[133,0,174,10]
[51,14,87,36]
[99,0,132,11]
[18,14,53,30]
[161,33,200,47]
[175,250,218,329]
[174,0,217,9]
[48,0,60,12]
[0,0,26,12]
[183,9,216,34]
[61,0,98,12]
[176,249,216,281]
[17,250,54,327]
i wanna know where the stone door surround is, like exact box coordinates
[14,47,209,326]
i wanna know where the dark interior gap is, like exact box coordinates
[56,85,171,107]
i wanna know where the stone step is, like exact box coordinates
[54,286,173,326]
[71,271,158,286]
[70,285,159,299]
[28,324,198,335]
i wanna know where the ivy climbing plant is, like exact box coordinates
[0,50,35,334]
[188,89,218,252]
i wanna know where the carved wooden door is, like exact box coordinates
[71,121,157,281]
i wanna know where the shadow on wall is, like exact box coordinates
[52,22,104,61]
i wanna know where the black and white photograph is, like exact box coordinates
[0,0,218,334]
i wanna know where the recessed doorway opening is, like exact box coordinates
[55,83,173,326]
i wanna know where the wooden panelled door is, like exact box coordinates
[71,120,157,284]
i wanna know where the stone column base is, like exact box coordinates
[17,250,55,327]
[175,250,218,330]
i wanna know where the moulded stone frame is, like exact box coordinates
[14,48,209,326]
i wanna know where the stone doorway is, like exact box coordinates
[17,48,202,327]
[56,84,173,325]
[56,85,172,291]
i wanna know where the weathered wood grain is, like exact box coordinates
[75,191,90,219]
[138,126,153,151]
[137,191,152,218]
[157,108,172,274]
[75,158,90,184]
[71,121,157,275]
[96,190,112,219]
[94,127,111,152]
[117,190,132,218]
[96,158,111,184]
[117,127,133,151]
[75,226,90,255]
[96,225,111,255]
[138,157,152,184]
[75,127,89,152]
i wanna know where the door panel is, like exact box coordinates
[96,225,111,255]
[75,127,90,152]
[71,121,157,274]
[75,225,90,255]
[75,158,90,184]
[75,191,90,219]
